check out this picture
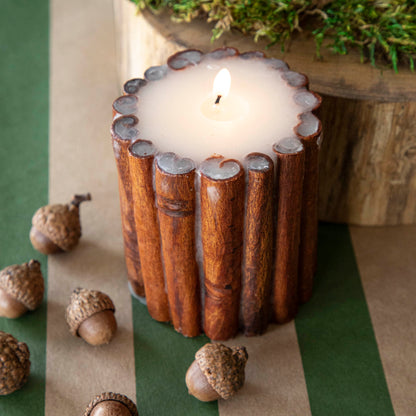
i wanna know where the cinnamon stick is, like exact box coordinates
[205,47,238,60]
[144,65,168,81]
[273,138,305,323]
[128,140,170,322]
[239,51,266,59]
[296,112,322,304]
[167,49,203,70]
[155,153,201,337]
[112,94,138,120]
[110,115,145,297]
[241,153,275,336]
[200,157,245,340]
[123,78,147,95]
[281,70,309,88]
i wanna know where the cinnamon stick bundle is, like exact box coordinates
[128,140,170,322]
[200,157,245,340]
[295,111,322,304]
[155,153,201,337]
[241,153,274,336]
[110,115,145,297]
[273,138,305,323]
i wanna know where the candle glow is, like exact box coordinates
[136,58,304,163]
[213,68,231,103]
[112,49,322,340]
[201,67,247,123]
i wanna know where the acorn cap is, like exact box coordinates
[66,288,115,337]
[195,343,248,400]
[0,331,31,395]
[84,392,139,416]
[0,260,44,310]
[31,203,81,251]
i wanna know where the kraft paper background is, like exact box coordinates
[0,0,415,415]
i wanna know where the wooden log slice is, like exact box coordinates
[273,138,305,323]
[113,0,416,225]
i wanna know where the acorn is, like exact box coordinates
[0,331,31,395]
[185,343,248,402]
[66,288,117,346]
[0,260,44,319]
[84,392,139,416]
[30,193,91,255]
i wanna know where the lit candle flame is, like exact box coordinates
[213,68,231,101]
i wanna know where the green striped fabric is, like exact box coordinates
[131,224,395,416]
[0,0,49,414]
[296,224,394,416]
[0,1,396,414]
[133,301,218,414]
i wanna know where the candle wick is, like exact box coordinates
[215,95,222,105]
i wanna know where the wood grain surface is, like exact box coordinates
[241,154,275,336]
[273,142,305,323]
[155,159,201,337]
[200,159,245,340]
[129,141,170,322]
[111,116,145,297]
[140,9,416,102]
[114,2,416,225]
[318,97,416,225]
[297,129,321,304]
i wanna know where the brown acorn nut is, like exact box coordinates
[66,288,117,346]
[0,260,44,318]
[0,331,31,395]
[30,193,91,255]
[185,343,248,402]
[84,392,139,416]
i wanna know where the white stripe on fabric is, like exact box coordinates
[45,0,136,414]
[350,225,416,416]
[220,324,311,416]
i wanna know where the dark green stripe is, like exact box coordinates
[0,0,49,414]
[296,224,394,416]
[133,301,218,415]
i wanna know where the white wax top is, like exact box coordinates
[137,58,304,163]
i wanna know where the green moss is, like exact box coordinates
[133,0,416,72]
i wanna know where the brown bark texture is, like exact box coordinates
[273,141,305,323]
[318,97,416,225]
[241,153,275,336]
[201,159,245,340]
[111,116,145,297]
[298,135,320,304]
[115,4,416,225]
[128,141,170,322]
[155,160,201,337]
